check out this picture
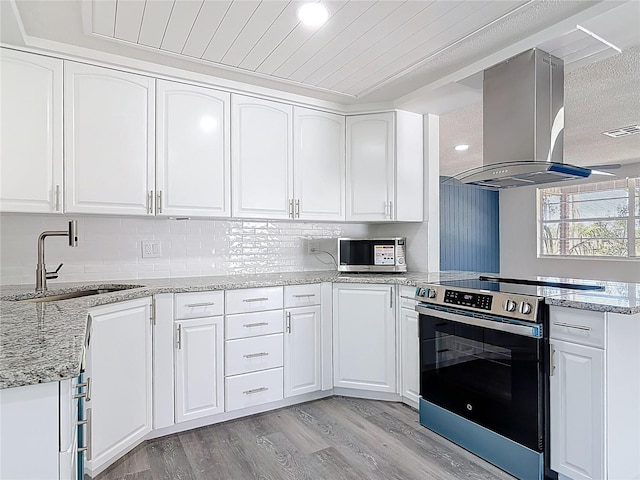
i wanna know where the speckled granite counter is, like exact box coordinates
[1,270,638,389]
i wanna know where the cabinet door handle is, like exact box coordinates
[55,185,61,211]
[147,191,153,214]
[243,352,269,359]
[295,199,300,218]
[243,297,269,303]
[289,199,294,218]
[76,377,91,402]
[243,322,269,328]
[185,302,216,308]
[157,190,163,214]
[549,343,556,376]
[77,408,92,460]
[176,324,182,349]
[390,287,393,308]
[388,200,393,219]
[293,294,316,298]
[286,311,291,333]
[553,321,592,331]
[243,387,268,395]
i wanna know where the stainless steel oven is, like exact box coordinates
[416,277,549,480]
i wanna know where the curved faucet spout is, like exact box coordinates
[35,220,79,292]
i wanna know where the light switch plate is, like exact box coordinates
[141,240,162,258]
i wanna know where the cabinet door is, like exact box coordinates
[333,284,396,393]
[85,298,153,474]
[64,62,155,215]
[400,307,419,407]
[232,95,293,219]
[284,305,322,397]
[156,80,230,218]
[293,107,345,221]
[346,113,394,221]
[0,49,63,213]
[175,316,224,423]
[550,340,604,480]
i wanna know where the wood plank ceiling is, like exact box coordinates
[89,0,528,98]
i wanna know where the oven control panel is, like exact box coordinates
[443,290,492,310]
[415,284,543,322]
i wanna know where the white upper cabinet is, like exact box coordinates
[293,107,345,221]
[64,62,155,215]
[346,111,423,222]
[232,95,293,219]
[0,49,63,214]
[346,113,393,221]
[156,80,230,218]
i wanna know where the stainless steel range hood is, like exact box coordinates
[454,49,591,189]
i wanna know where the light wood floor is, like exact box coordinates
[94,397,515,480]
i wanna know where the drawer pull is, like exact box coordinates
[243,297,269,303]
[553,321,592,332]
[77,408,92,460]
[243,352,269,359]
[185,302,216,308]
[400,295,417,301]
[293,294,316,298]
[243,387,268,395]
[243,322,269,328]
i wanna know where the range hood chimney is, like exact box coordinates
[455,48,591,189]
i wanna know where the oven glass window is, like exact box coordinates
[420,313,543,451]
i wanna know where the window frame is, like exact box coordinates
[537,177,639,260]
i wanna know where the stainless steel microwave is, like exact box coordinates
[337,238,407,273]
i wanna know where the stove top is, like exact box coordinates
[416,276,604,322]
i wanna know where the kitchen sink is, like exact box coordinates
[12,285,144,303]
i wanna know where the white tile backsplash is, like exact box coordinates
[0,214,369,285]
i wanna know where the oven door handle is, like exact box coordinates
[416,304,542,338]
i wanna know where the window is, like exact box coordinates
[538,177,639,258]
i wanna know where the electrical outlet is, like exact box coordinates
[141,240,162,258]
[307,239,320,254]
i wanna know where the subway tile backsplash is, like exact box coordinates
[0,214,369,285]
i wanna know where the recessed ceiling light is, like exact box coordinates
[454,144,469,151]
[297,3,330,28]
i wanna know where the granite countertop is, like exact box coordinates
[1,270,638,389]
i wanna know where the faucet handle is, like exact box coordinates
[46,263,64,279]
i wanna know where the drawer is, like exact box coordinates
[549,306,605,348]
[175,291,224,319]
[226,310,283,340]
[225,367,284,412]
[225,334,284,376]
[400,285,418,309]
[284,284,321,308]
[226,287,283,314]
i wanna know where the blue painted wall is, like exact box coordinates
[440,178,500,273]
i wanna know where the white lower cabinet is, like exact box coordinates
[549,307,640,480]
[85,298,153,475]
[0,382,60,479]
[284,305,322,398]
[225,368,284,411]
[332,283,396,394]
[175,316,224,422]
[550,339,604,480]
[399,286,419,407]
[224,286,285,411]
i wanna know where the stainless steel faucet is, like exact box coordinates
[36,220,79,292]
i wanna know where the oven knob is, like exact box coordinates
[502,299,517,312]
[519,302,533,315]
[427,288,437,299]
[397,257,405,265]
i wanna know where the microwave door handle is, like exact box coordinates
[415,305,541,338]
